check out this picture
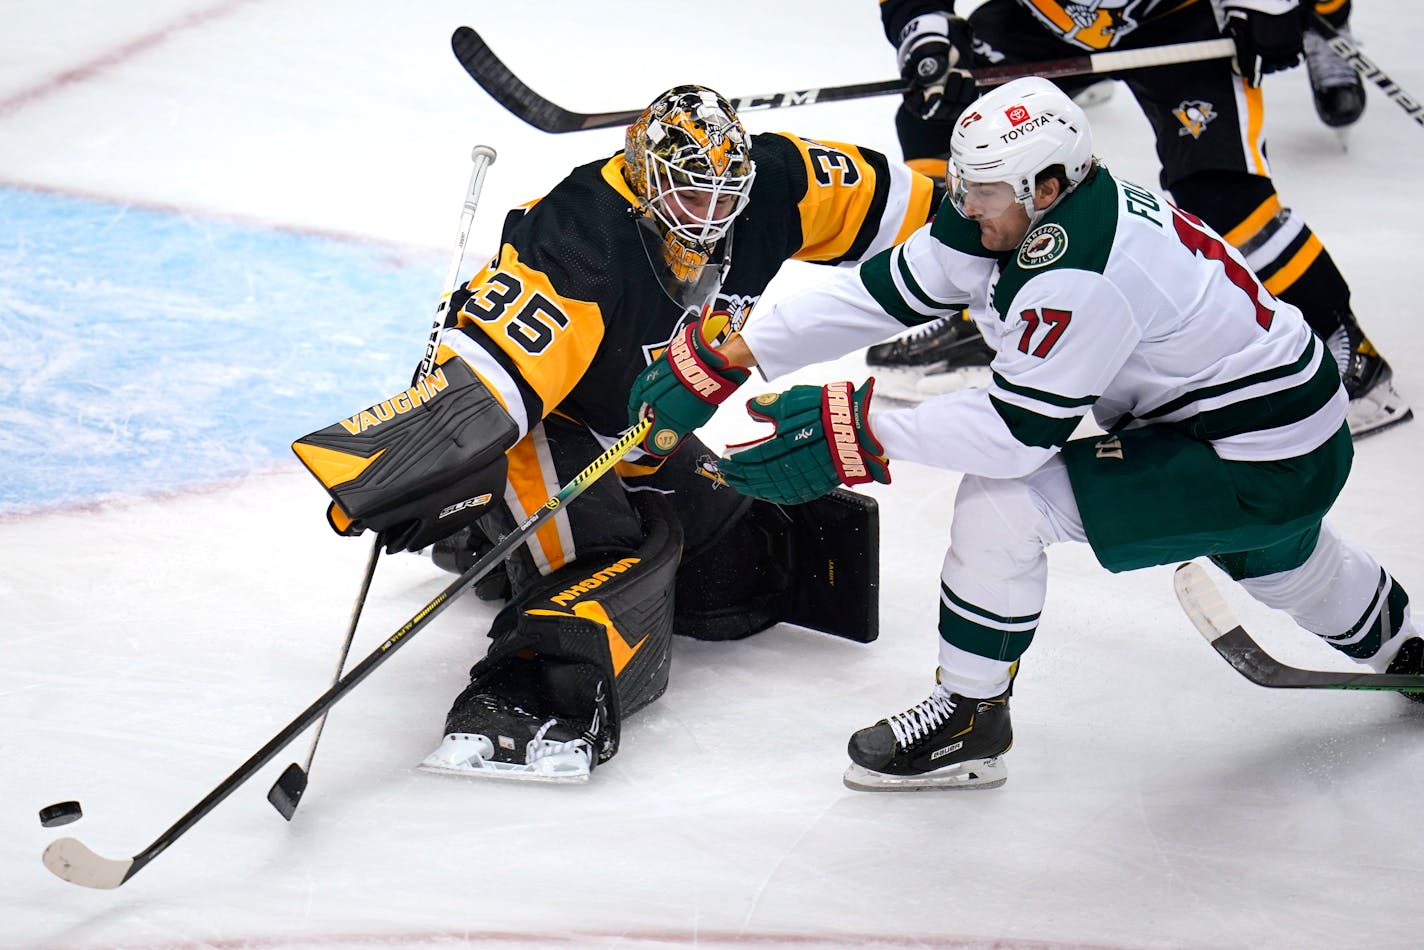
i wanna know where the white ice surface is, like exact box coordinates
[3,2,1423,948]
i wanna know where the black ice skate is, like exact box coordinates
[429,525,511,601]
[1386,639,1424,705]
[1304,28,1366,129]
[865,311,995,402]
[418,692,592,784]
[844,683,1012,791]
[1329,315,1414,439]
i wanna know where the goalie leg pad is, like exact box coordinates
[452,491,683,764]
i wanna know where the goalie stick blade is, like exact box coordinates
[266,762,307,821]
[451,27,639,132]
[42,837,136,890]
[1174,562,1424,692]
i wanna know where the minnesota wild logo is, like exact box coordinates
[1017,223,1069,269]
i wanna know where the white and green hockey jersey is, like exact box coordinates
[741,166,1347,479]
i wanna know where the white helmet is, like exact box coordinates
[948,76,1094,222]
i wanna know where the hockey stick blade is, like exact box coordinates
[267,762,307,820]
[452,27,1233,134]
[1174,562,1424,692]
[43,837,135,890]
[40,420,650,889]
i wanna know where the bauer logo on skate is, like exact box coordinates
[338,369,450,434]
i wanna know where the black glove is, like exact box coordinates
[1222,2,1306,86]
[895,12,976,120]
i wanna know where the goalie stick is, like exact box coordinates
[1174,561,1424,693]
[265,144,499,823]
[451,27,1234,134]
[41,419,651,890]
[1310,12,1424,131]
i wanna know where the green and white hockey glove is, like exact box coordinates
[719,380,890,506]
[627,319,750,458]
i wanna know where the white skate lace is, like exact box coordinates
[1305,29,1360,90]
[886,686,957,748]
[527,718,589,763]
[1326,325,1353,378]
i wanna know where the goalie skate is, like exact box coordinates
[1345,371,1412,440]
[417,692,593,784]
[419,730,591,784]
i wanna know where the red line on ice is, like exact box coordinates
[0,0,265,120]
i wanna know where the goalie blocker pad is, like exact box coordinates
[292,357,518,554]
[773,488,879,643]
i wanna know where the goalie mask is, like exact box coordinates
[948,77,1094,224]
[625,85,756,283]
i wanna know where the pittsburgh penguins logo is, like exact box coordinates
[1173,99,1216,139]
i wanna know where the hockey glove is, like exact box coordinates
[718,380,890,506]
[627,320,750,458]
[896,12,976,120]
[293,357,518,554]
[1222,1,1306,86]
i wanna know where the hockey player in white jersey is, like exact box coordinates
[628,77,1420,791]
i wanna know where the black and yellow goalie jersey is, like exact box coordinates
[437,131,935,448]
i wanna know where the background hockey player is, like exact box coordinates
[1303,0,1365,129]
[869,0,1409,438]
[293,86,934,782]
[630,77,1421,791]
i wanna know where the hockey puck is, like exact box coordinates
[38,801,83,828]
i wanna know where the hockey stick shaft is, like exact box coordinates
[1174,561,1424,691]
[1310,13,1424,130]
[43,418,649,889]
[451,26,1234,133]
[267,145,500,820]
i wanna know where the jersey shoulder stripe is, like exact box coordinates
[860,243,959,327]
[753,132,931,265]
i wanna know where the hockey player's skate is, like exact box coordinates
[418,692,593,784]
[1304,27,1366,130]
[1386,639,1424,705]
[1330,315,1413,439]
[844,683,1011,791]
[865,311,994,402]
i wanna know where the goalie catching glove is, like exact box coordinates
[627,317,750,458]
[293,356,518,554]
[718,380,890,506]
